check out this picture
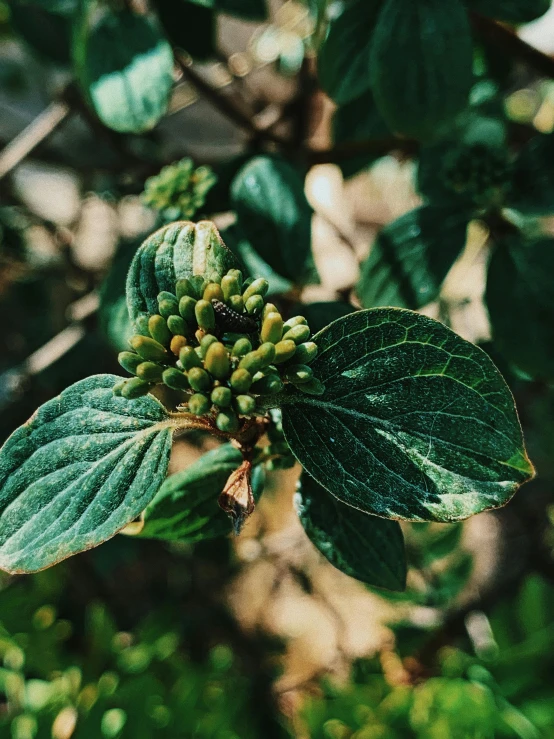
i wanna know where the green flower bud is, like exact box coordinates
[222,332,246,345]
[273,339,297,364]
[239,351,264,375]
[262,302,278,320]
[211,386,232,407]
[232,338,253,357]
[251,374,284,395]
[167,314,187,336]
[227,268,243,287]
[148,315,171,346]
[129,335,168,362]
[118,351,142,375]
[257,342,277,367]
[136,362,164,382]
[199,334,218,358]
[296,378,325,395]
[121,377,152,399]
[189,393,211,416]
[245,295,264,315]
[188,366,212,392]
[162,367,189,390]
[134,315,150,336]
[243,278,269,302]
[228,295,244,313]
[179,295,197,324]
[175,278,193,300]
[282,324,310,345]
[157,291,179,318]
[292,341,318,364]
[216,410,239,433]
[260,312,283,344]
[235,394,256,415]
[205,342,231,380]
[195,299,216,332]
[230,368,253,393]
[221,274,241,300]
[113,380,126,396]
[180,345,202,370]
[170,335,187,356]
[203,282,224,303]
[189,275,207,299]
[282,315,307,331]
[284,364,313,384]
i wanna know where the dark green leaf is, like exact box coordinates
[231,156,318,285]
[486,236,554,381]
[126,221,237,325]
[153,0,216,60]
[281,309,533,522]
[297,472,406,590]
[300,301,356,334]
[369,0,473,140]
[464,0,550,23]
[72,4,174,133]
[139,444,265,542]
[8,2,72,63]
[357,206,469,309]
[0,375,174,573]
[511,134,554,216]
[318,0,382,105]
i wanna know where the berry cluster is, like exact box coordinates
[142,158,217,222]
[115,269,322,433]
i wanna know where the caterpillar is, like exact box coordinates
[212,300,258,334]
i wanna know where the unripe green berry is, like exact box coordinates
[284,364,313,384]
[235,395,256,415]
[148,314,171,346]
[227,269,243,287]
[216,410,239,433]
[211,386,232,407]
[239,351,264,375]
[205,342,231,380]
[195,299,216,332]
[179,295,197,324]
[243,278,269,302]
[121,377,152,399]
[189,392,211,415]
[293,341,318,364]
[221,274,240,300]
[282,324,310,345]
[245,295,264,315]
[170,335,187,356]
[175,278,193,300]
[157,292,180,318]
[180,345,202,370]
[203,282,224,303]
[273,339,297,364]
[129,335,168,362]
[257,342,277,367]
[113,380,126,396]
[261,312,283,344]
[134,315,150,336]
[136,361,164,382]
[189,275,207,299]
[232,338,252,357]
[162,367,189,390]
[228,295,244,312]
[118,351,142,375]
[283,315,307,331]
[199,334,218,358]
[167,314,187,336]
[230,368,253,393]
[263,302,278,320]
[251,374,284,395]
[188,367,212,392]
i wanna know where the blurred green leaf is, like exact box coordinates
[99,237,139,353]
[8,1,72,63]
[153,0,216,60]
[511,134,554,216]
[464,0,551,23]
[299,301,356,334]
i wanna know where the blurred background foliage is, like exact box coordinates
[1,0,554,736]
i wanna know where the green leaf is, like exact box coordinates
[72,4,174,133]
[0,375,174,573]
[126,221,237,325]
[182,0,267,18]
[300,301,357,334]
[318,0,382,105]
[486,236,554,381]
[296,472,406,590]
[280,309,533,523]
[8,2,72,63]
[139,444,264,542]
[98,237,140,352]
[464,0,550,23]
[231,156,318,285]
[357,206,469,310]
[10,0,77,14]
[153,0,216,60]
[369,0,473,140]
[510,134,554,216]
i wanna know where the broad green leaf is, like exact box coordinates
[486,236,554,381]
[318,0,382,105]
[0,375,174,573]
[358,206,469,310]
[139,444,265,542]
[72,4,174,133]
[126,221,237,325]
[464,0,550,23]
[153,0,216,60]
[280,309,533,523]
[231,156,318,285]
[296,472,406,590]
[510,134,554,216]
[182,0,267,18]
[369,0,473,140]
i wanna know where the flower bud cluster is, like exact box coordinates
[115,269,322,432]
[142,158,217,222]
